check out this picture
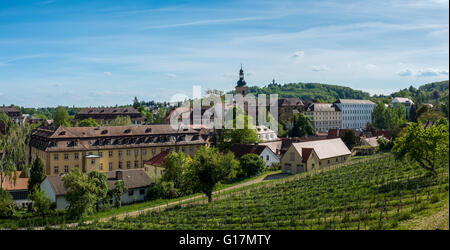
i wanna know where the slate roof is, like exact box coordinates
[229,144,270,159]
[45,169,154,196]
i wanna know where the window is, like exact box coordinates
[75,165,79,169]
[74,153,79,159]
[134,150,138,156]
[290,152,295,161]
[189,147,193,152]
[99,152,103,157]
[127,161,131,169]
[109,151,113,157]
[128,190,134,196]
[152,148,156,155]
[134,161,138,168]
[127,150,130,156]
[118,151,122,157]
[109,162,113,171]
[64,153,68,160]
[119,162,123,169]
[266,155,269,161]
[328,160,330,164]
[54,154,59,160]
[139,189,145,195]
[100,163,103,170]
[91,159,95,164]
[54,166,59,174]
[142,149,147,155]
[64,166,69,173]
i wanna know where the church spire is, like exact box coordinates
[236,64,246,87]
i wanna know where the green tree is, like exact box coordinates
[78,118,100,127]
[162,152,188,190]
[109,115,132,126]
[341,130,360,150]
[393,119,449,173]
[29,186,51,217]
[191,146,239,202]
[28,156,46,195]
[239,153,266,178]
[289,113,314,137]
[218,107,260,151]
[110,180,126,208]
[0,189,15,218]
[377,136,393,151]
[0,113,29,192]
[87,171,109,212]
[133,96,140,110]
[53,106,71,127]
[62,168,108,217]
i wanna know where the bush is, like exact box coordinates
[146,179,179,200]
[29,187,52,217]
[0,189,16,218]
[239,153,266,178]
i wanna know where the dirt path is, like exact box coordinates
[411,202,449,230]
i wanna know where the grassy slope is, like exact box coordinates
[73,153,449,230]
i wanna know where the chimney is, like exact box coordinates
[116,169,123,180]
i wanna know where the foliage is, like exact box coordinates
[218,107,260,151]
[191,146,239,202]
[288,113,314,137]
[52,106,71,127]
[239,82,371,102]
[161,152,189,189]
[377,136,393,151]
[0,189,15,218]
[110,180,127,208]
[146,179,178,200]
[341,130,360,150]
[0,113,29,192]
[28,156,46,195]
[109,115,132,126]
[78,118,100,127]
[372,102,405,130]
[393,119,449,173]
[63,169,108,218]
[29,186,51,217]
[239,153,266,178]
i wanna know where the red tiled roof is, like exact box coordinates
[1,171,28,191]
[143,150,172,167]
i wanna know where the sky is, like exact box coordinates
[0,0,448,108]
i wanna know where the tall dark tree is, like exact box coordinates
[289,113,314,137]
[28,156,46,195]
[341,130,360,150]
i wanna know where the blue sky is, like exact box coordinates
[0,0,448,107]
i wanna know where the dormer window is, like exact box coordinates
[59,131,66,136]
[145,128,152,133]
[124,129,131,134]
[124,109,128,112]
[100,110,105,113]
[88,110,93,113]
[113,110,117,113]
[101,129,108,134]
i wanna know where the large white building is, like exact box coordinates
[334,99,375,130]
[391,97,414,118]
[303,103,341,133]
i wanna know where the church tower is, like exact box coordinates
[235,65,248,97]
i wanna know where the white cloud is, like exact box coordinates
[291,51,305,58]
[397,69,413,76]
[103,72,112,76]
[165,73,177,78]
[365,64,377,70]
[417,68,446,77]
[311,65,330,72]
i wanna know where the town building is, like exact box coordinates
[229,144,279,167]
[255,125,279,142]
[0,105,24,126]
[40,168,153,209]
[74,107,145,125]
[303,103,342,132]
[1,170,31,208]
[143,150,171,180]
[280,138,351,174]
[28,124,208,176]
[391,97,414,118]
[333,99,375,130]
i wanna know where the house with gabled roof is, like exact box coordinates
[280,138,351,174]
[229,144,279,167]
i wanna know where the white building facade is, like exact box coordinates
[334,99,375,130]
